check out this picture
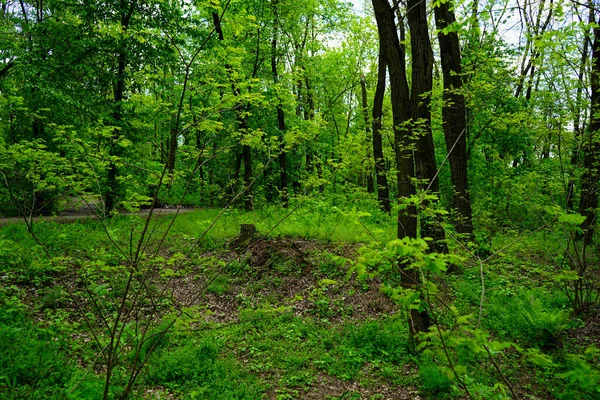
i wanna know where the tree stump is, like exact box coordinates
[239,224,255,241]
[230,224,256,249]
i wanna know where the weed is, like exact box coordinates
[206,275,231,295]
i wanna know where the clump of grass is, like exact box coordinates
[485,287,570,348]
[206,275,231,295]
[0,306,102,400]
[145,339,264,399]
[418,363,453,397]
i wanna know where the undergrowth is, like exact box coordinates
[0,207,598,399]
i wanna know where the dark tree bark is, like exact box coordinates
[359,75,375,194]
[0,60,14,79]
[372,0,416,239]
[568,7,594,211]
[367,52,391,213]
[212,11,254,211]
[105,0,136,214]
[372,0,427,342]
[434,0,474,236]
[270,0,288,208]
[407,0,447,251]
[579,14,600,245]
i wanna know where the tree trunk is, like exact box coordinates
[212,11,254,211]
[578,15,600,245]
[568,7,594,211]
[368,53,391,213]
[372,0,416,239]
[359,75,375,194]
[242,141,253,211]
[372,0,426,343]
[271,0,288,208]
[105,0,136,214]
[407,0,446,251]
[166,121,177,173]
[434,0,474,236]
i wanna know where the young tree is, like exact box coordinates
[579,6,600,245]
[366,52,391,213]
[270,0,289,207]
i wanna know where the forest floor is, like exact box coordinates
[155,236,424,399]
[0,208,598,399]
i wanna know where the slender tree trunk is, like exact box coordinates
[166,120,177,173]
[105,0,136,214]
[578,15,600,245]
[568,8,594,211]
[514,0,553,100]
[271,0,288,207]
[212,11,254,210]
[359,75,375,194]
[242,138,253,210]
[368,52,391,213]
[434,0,474,236]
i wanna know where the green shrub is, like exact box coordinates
[558,346,600,400]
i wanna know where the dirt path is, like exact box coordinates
[0,207,195,226]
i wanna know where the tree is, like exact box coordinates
[371,0,428,341]
[366,52,391,213]
[270,0,289,207]
[434,0,474,236]
[105,0,138,214]
[406,0,446,250]
[579,5,600,245]
[211,7,256,211]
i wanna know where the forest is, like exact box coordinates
[0,0,599,398]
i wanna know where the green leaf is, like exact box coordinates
[558,213,586,225]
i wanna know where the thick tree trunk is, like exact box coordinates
[434,0,474,236]
[578,18,600,245]
[372,0,416,239]
[407,0,446,250]
[372,0,427,343]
